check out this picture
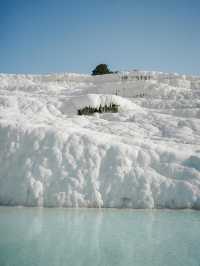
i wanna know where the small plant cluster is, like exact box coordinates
[121,75,151,81]
[78,103,119,115]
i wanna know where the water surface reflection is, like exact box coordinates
[0,208,199,266]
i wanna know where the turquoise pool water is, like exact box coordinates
[0,207,199,266]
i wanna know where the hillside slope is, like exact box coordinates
[0,70,200,208]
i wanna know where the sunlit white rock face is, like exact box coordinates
[0,71,200,208]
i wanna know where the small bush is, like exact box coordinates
[78,103,119,115]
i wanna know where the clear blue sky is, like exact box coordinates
[0,0,200,75]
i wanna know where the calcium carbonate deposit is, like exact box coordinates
[0,70,200,208]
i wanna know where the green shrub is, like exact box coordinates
[91,64,113,75]
[78,103,119,115]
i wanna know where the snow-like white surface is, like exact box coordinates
[0,71,200,208]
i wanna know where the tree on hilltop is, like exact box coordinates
[92,64,112,75]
